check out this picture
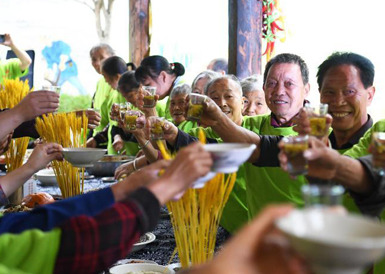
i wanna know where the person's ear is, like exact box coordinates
[366,86,375,106]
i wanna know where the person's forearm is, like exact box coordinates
[9,43,32,71]
[0,188,115,234]
[0,108,26,139]
[333,155,372,194]
[0,163,36,197]
[54,188,160,274]
[211,114,261,162]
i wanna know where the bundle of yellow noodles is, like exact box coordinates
[35,112,88,198]
[0,79,31,172]
[158,130,236,268]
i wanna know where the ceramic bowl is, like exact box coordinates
[131,232,156,252]
[192,171,217,188]
[62,148,107,167]
[276,208,385,274]
[203,143,256,173]
[109,263,174,274]
[35,168,57,186]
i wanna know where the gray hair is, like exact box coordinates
[241,74,264,95]
[191,70,221,90]
[89,43,115,57]
[170,84,192,99]
[205,74,242,96]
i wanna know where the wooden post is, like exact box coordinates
[228,0,263,79]
[129,0,150,66]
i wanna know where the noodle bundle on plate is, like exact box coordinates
[35,112,88,198]
[0,79,31,172]
[157,130,236,268]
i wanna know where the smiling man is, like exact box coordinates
[317,52,375,152]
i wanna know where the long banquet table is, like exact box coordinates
[36,176,232,272]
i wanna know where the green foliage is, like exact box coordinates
[57,94,92,113]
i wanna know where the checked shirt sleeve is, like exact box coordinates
[54,187,160,274]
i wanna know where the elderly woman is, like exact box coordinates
[191,70,220,95]
[241,75,269,116]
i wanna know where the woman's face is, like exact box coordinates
[90,48,111,74]
[170,93,188,125]
[141,72,171,99]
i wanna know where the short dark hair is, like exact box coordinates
[317,52,375,89]
[135,55,185,83]
[118,71,140,93]
[101,56,136,76]
[263,53,309,86]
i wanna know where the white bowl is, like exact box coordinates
[35,168,57,185]
[203,143,256,173]
[110,263,174,274]
[62,148,107,167]
[131,232,156,252]
[276,208,385,274]
[192,171,217,188]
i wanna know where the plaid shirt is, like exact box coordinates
[54,187,160,274]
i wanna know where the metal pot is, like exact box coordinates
[86,155,134,177]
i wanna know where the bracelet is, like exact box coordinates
[133,159,138,171]
[139,140,150,150]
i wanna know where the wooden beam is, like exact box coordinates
[129,0,150,66]
[229,0,263,79]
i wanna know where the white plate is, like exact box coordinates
[35,168,57,185]
[113,258,157,265]
[110,263,174,274]
[131,232,156,252]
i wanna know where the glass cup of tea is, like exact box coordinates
[187,93,207,121]
[142,86,157,108]
[124,110,142,130]
[42,85,61,95]
[148,116,166,140]
[301,184,345,208]
[305,103,329,138]
[372,132,385,175]
[110,103,120,121]
[282,135,309,176]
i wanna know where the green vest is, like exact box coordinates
[0,228,61,274]
[242,114,307,218]
[187,118,251,234]
[343,120,385,274]
[0,59,28,84]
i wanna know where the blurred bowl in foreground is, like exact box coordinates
[276,208,385,274]
[204,143,256,173]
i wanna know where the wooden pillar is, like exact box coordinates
[228,0,263,79]
[129,0,150,66]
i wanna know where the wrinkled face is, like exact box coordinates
[90,48,111,74]
[102,70,119,90]
[320,64,374,135]
[170,93,188,125]
[207,78,243,124]
[264,63,309,123]
[242,90,270,116]
[192,77,209,94]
